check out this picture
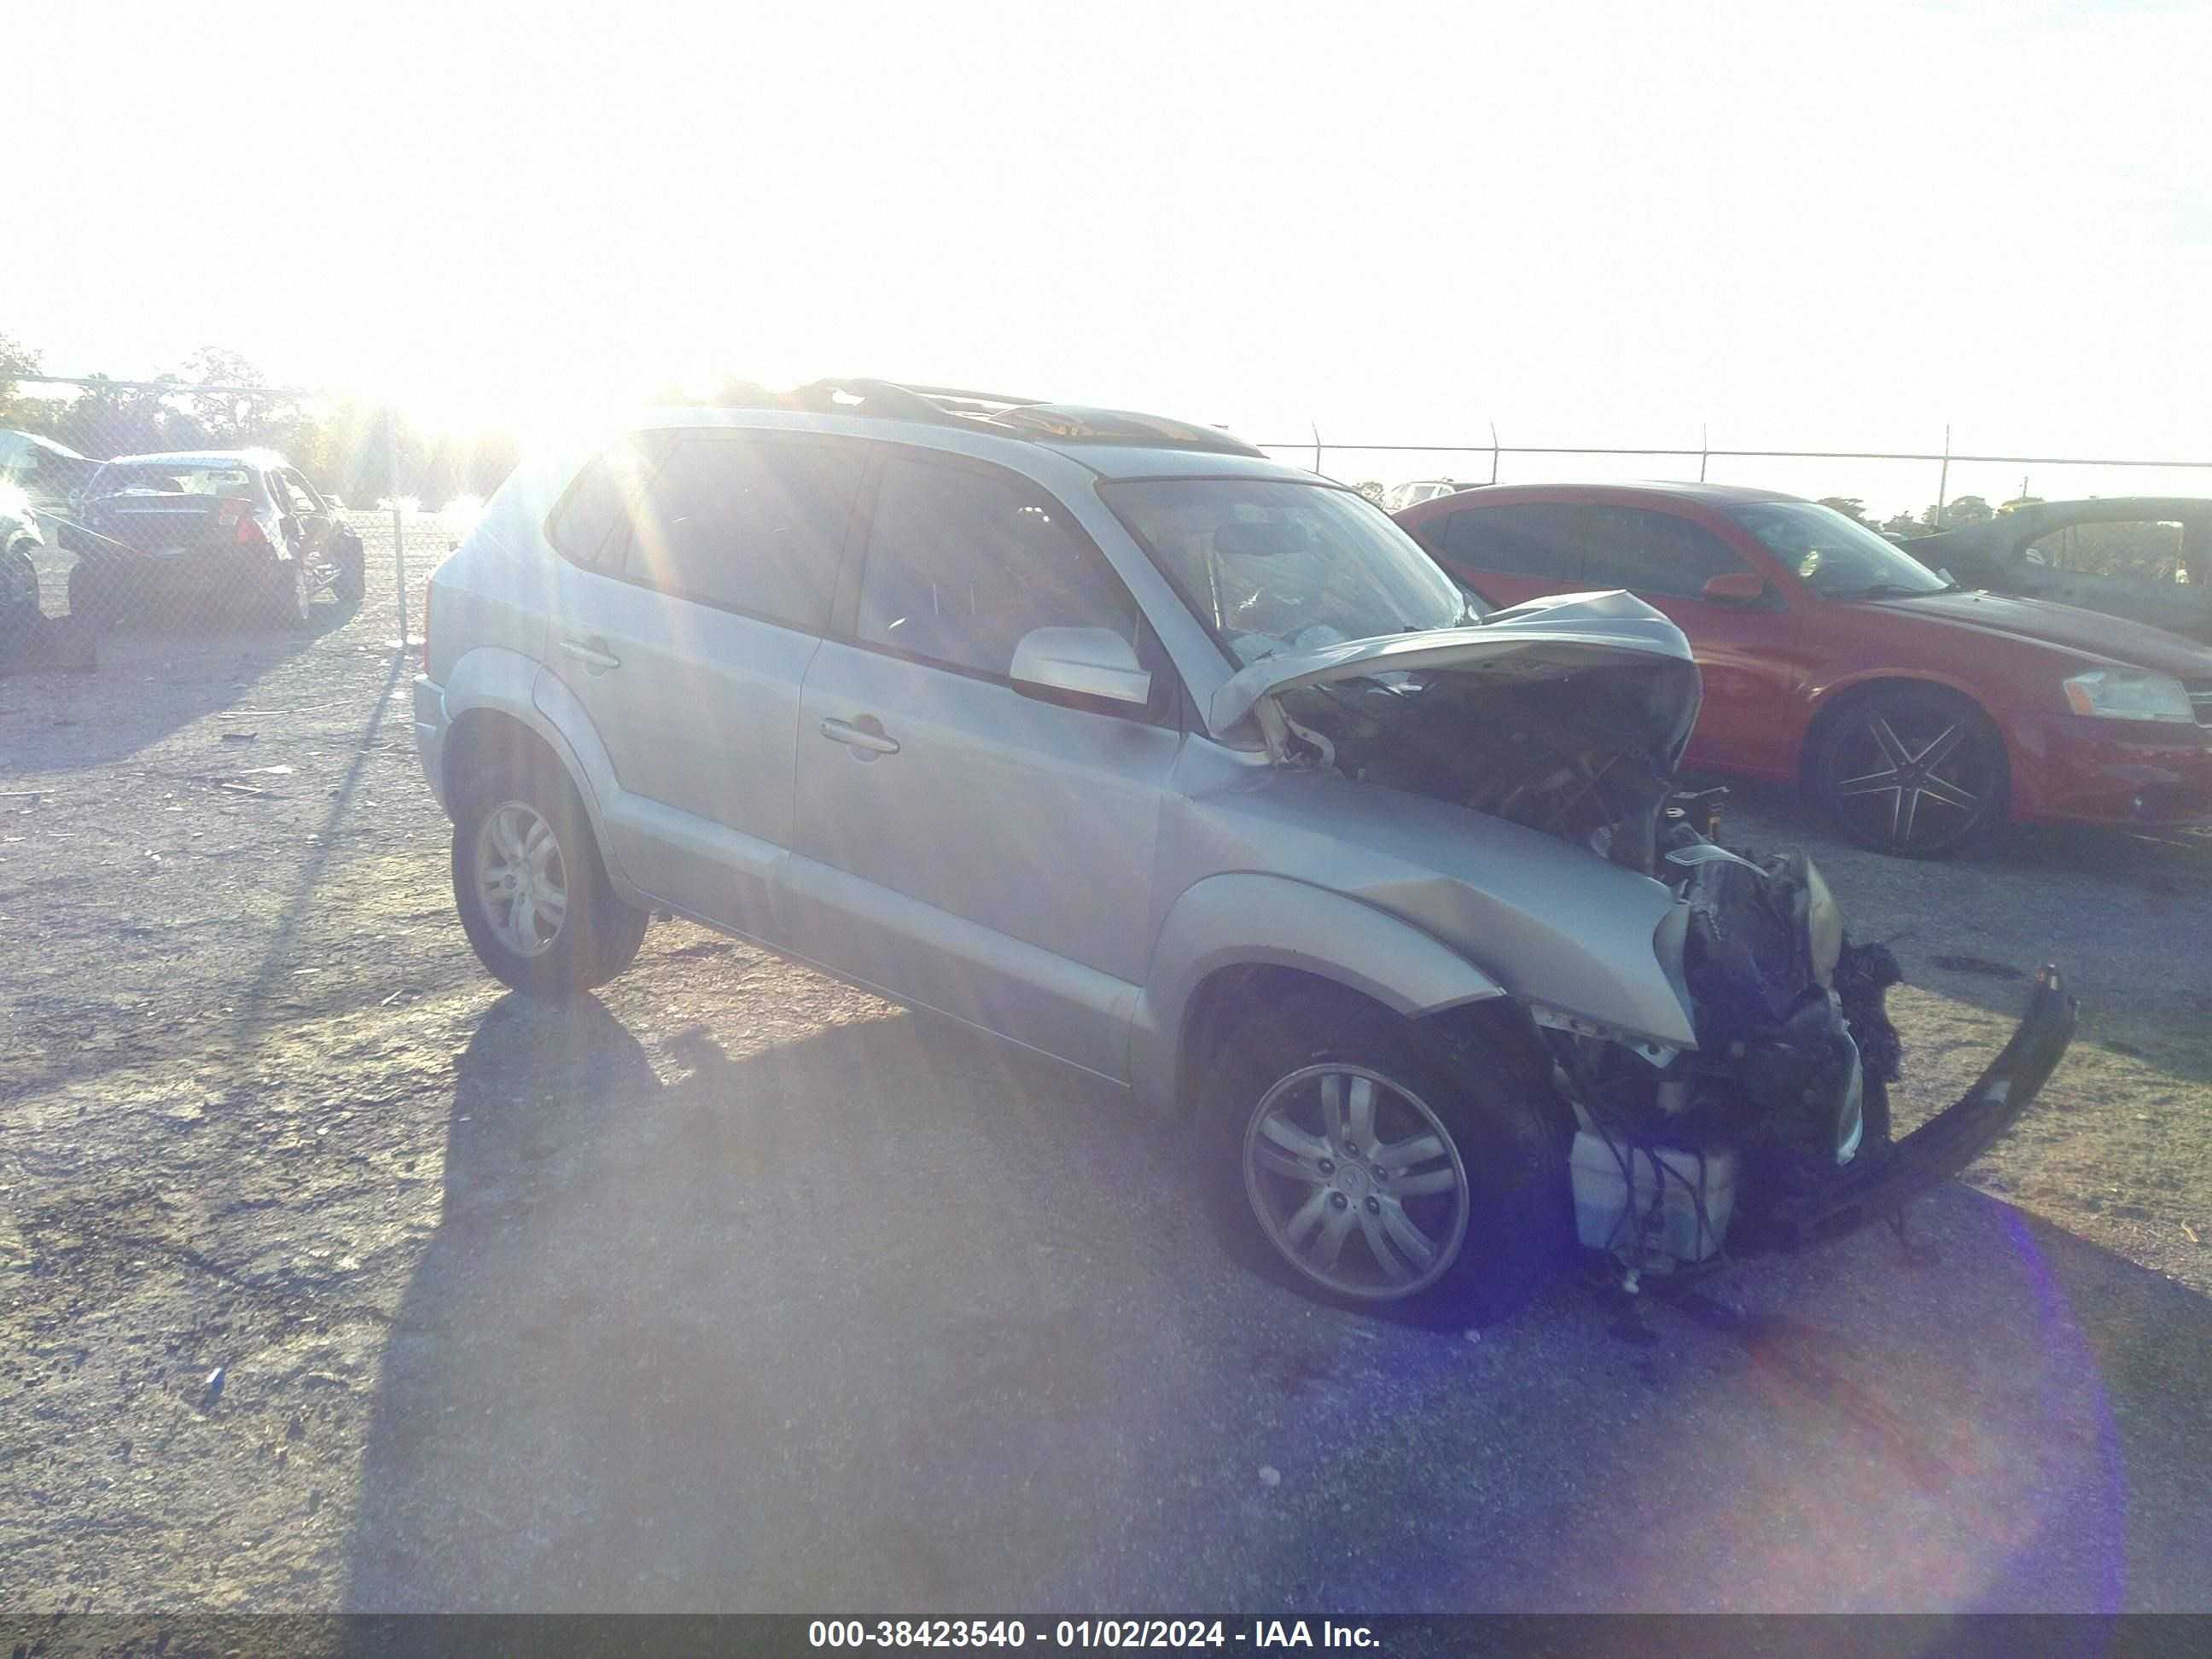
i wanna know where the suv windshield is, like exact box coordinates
[1103,478,1475,665]
[1727,500,1953,599]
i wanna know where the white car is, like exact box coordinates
[1382,479,1461,513]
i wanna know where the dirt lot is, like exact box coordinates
[3,526,2209,1621]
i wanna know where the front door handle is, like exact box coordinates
[558,637,621,672]
[819,716,900,758]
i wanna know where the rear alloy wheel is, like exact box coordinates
[451,757,649,995]
[1813,686,2005,857]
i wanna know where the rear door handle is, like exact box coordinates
[558,638,621,672]
[819,716,899,757]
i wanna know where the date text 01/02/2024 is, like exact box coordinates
[806,1620,1381,1650]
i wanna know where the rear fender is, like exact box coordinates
[439,645,632,895]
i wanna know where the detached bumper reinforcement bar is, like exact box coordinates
[1773,964,2077,1249]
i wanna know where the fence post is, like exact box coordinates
[1700,423,1709,482]
[1936,423,1951,529]
[1311,421,1323,476]
[387,406,408,649]
[1489,422,1500,485]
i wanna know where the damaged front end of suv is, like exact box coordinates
[1214,590,2078,1280]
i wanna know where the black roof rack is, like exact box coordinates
[691,377,1266,458]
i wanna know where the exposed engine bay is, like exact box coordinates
[1274,661,1922,1276]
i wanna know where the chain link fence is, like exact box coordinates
[1255,429,2212,536]
[11,372,2212,684]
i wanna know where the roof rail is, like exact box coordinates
[899,383,1046,411]
[693,377,1267,457]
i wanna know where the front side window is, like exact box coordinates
[857,457,1141,678]
[621,436,862,631]
[1728,500,1952,598]
[276,469,321,515]
[1575,506,1749,598]
[1103,478,1471,667]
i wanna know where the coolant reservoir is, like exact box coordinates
[1569,1134,1738,1266]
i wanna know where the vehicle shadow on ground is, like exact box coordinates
[341,992,2212,1615]
[0,601,362,771]
[341,992,1210,1615]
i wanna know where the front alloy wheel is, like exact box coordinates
[1243,1063,1473,1300]
[1813,688,2005,856]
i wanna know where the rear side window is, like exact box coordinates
[547,438,666,573]
[856,457,1141,678]
[1440,503,1585,579]
[622,438,863,632]
[1575,506,1748,597]
[274,469,319,515]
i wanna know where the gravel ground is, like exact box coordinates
[3,527,2209,1620]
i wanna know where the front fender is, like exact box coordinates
[1129,872,1505,1112]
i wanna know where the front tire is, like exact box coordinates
[451,756,649,995]
[1206,993,1564,1321]
[1811,685,2006,857]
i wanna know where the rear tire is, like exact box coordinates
[332,534,365,609]
[451,754,649,995]
[1203,990,1566,1323]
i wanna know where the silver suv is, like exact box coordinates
[414,380,2075,1317]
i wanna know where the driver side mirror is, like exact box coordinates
[1010,626,1151,707]
[1701,571,1773,605]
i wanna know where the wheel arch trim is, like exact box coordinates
[1800,672,2017,785]
[1130,873,1505,1114]
[438,646,620,853]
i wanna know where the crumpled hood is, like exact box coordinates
[1863,589,2212,675]
[1207,588,1698,736]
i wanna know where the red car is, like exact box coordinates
[1395,482,2212,855]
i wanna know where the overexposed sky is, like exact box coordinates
[12,0,2211,511]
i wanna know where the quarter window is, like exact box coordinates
[857,458,1141,679]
